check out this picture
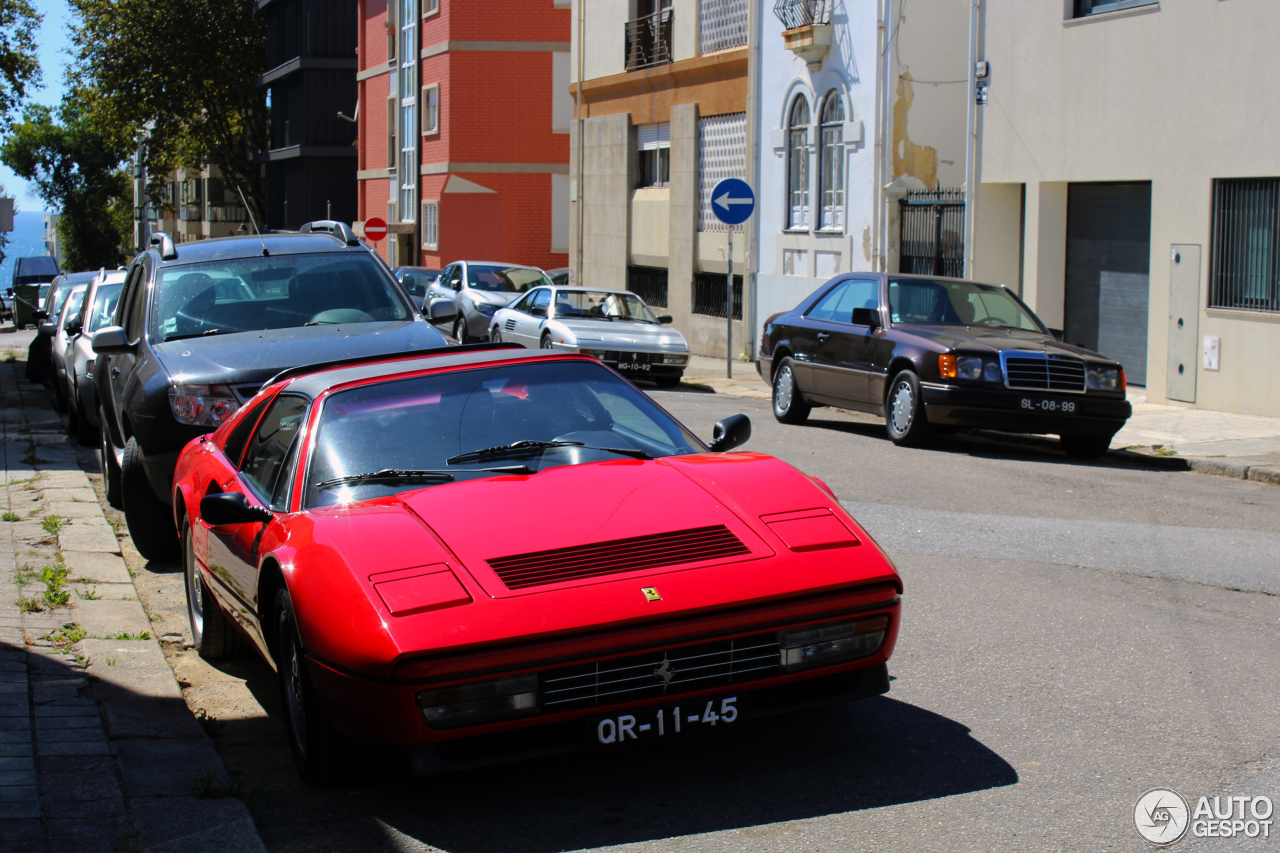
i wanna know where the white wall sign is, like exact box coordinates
[1202,336,1220,371]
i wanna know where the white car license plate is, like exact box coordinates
[592,695,741,746]
[618,362,651,371]
[1020,397,1077,414]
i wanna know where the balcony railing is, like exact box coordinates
[206,203,249,223]
[773,0,832,30]
[180,205,203,221]
[625,8,673,71]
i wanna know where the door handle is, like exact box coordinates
[111,366,121,377]
[816,332,830,342]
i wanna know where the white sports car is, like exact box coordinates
[490,285,691,387]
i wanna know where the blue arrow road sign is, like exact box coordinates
[711,178,755,226]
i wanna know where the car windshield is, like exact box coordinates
[85,283,123,334]
[151,252,411,342]
[467,265,551,294]
[305,359,701,508]
[551,290,657,323]
[888,278,1045,331]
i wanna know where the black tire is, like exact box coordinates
[453,315,469,344]
[121,436,179,560]
[540,333,554,350]
[772,358,811,424]
[183,516,243,659]
[885,370,931,446]
[99,408,123,509]
[491,329,502,343]
[654,374,682,389]
[73,398,96,447]
[275,587,338,785]
[1060,434,1112,460]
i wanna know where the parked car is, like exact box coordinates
[544,267,572,286]
[43,282,89,412]
[490,285,690,387]
[173,345,902,782]
[11,255,60,329]
[759,273,1132,458]
[93,223,447,560]
[426,261,551,343]
[65,270,127,446]
[392,266,442,311]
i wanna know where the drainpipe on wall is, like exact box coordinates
[745,0,761,359]
[963,0,978,278]
[876,0,894,273]
[575,0,585,286]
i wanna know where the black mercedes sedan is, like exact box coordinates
[92,222,449,560]
[758,274,1131,459]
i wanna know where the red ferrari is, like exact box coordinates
[172,345,903,782]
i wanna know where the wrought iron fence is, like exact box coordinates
[898,188,965,278]
[1209,177,1280,313]
[700,0,748,54]
[773,0,832,30]
[692,271,743,320]
[625,9,673,71]
[627,265,669,308]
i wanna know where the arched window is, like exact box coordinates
[818,93,845,231]
[787,97,810,230]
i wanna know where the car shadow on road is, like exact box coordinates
[213,676,1017,853]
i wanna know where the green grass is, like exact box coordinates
[76,587,102,600]
[41,515,68,535]
[191,767,266,808]
[16,597,43,613]
[105,657,118,666]
[4,348,17,363]
[1,512,20,522]
[39,565,71,608]
[45,625,87,649]
[108,631,151,641]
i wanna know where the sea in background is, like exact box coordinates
[1,210,55,287]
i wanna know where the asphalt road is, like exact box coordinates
[88,389,1280,853]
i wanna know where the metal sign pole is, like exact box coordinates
[727,225,733,379]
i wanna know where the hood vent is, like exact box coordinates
[488,525,750,590]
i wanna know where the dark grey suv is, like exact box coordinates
[93,223,449,559]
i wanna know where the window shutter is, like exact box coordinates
[637,122,671,151]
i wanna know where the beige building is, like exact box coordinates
[975,0,1280,416]
[568,0,751,356]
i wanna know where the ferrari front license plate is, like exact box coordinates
[592,695,741,746]
[1019,397,1077,414]
[618,362,651,371]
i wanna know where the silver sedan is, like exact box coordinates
[489,286,690,387]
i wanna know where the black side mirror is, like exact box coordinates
[34,310,48,321]
[38,322,57,337]
[200,492,273,527]
[656,315,673,325]
[66,322,81,336]
[709,414,751,452]
[851,307,881,329]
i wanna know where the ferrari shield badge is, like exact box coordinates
[641,587,662,602]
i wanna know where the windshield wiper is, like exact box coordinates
[314,463,541,490]
[446,439,651,465]
[164,328,233,342]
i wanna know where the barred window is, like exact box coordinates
[637,123,670,188]
[818,92,845,232]
[787,97,810,230]
[421,201,438,250]
[1209,178,1280,313]
[698,112,746,232]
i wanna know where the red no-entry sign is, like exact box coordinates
[363,217,387,241]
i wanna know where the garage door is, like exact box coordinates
[1063,182,1152,386]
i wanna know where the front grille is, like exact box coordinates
[487,525,750,590]
[542,632,781,711]
[1001,352,1086,393]
[602,351,661,365]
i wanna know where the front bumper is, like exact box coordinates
[921,383,1131,436]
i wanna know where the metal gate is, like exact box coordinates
[898,188,965,278]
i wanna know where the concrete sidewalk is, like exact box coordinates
[680,354,1280,485]
[0,354,267,852]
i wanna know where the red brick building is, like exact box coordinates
[356,0,572,271]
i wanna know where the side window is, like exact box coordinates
[530,289,552,317]
[448,265,463,289]
[509,290,534,314]
[804,281,851,323]
[240,395,308,506]
[124,266,149,341]
[842,279,880,323]
[222,395,274,469]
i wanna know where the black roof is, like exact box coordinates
[147,231,372,266]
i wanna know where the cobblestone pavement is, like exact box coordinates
[0,355,266,853]
[681,355,1280,485]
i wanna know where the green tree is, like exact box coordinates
[1,97,131,270]
[0,0,41,129]
[70,0,265,224]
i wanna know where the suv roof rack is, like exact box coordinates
[261,342,523,388]
[149,232,178,260]
[298,220,361,246]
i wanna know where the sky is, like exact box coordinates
[1,0,76,214]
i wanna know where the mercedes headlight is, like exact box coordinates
[1087,366,1122,391]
